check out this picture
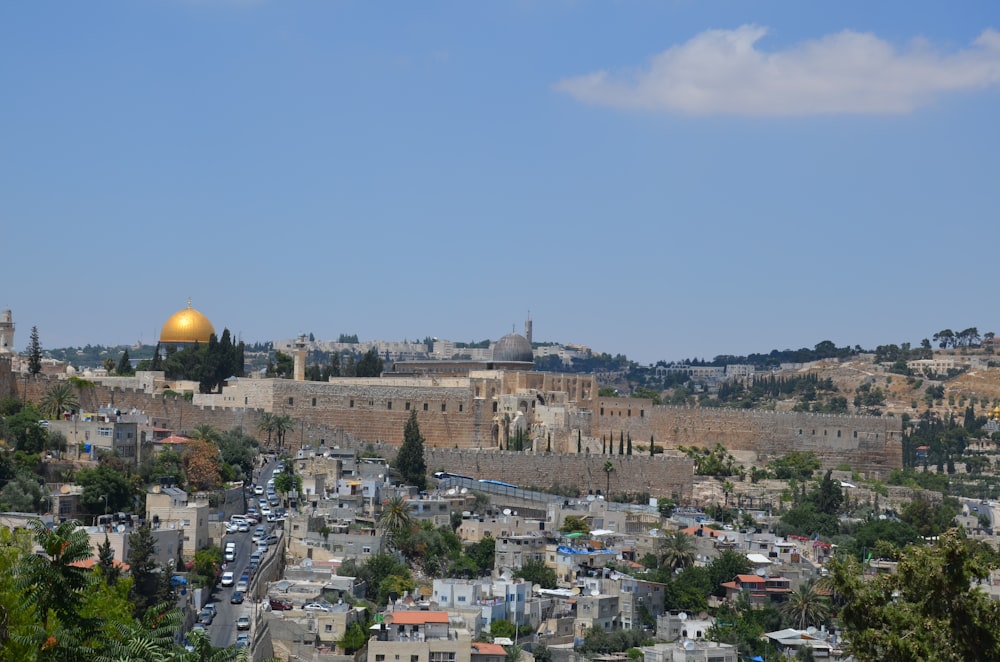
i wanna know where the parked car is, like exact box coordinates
[235,633,250,649]
[220,571,234,587]
[236,616,251,631]
[264,534,279,545]
[254,485,264,495]
[269,597,294,611]
[236,579,248,593]
[252,526,266,542]
[230,590,245,604]
[302,602,332,612]
[202,603,217,619]
[237,521,250,532]
[198,608,214,626]
[226,522,240,534]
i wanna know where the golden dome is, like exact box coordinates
[160,299,215,344]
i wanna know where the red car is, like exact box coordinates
[269,597,294,611]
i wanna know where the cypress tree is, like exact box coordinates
[577,430,582,453]
[546,432,551,453]
[650,434,655,457]
[619,431,624,455]
[627,432,633,456]
[27,326,42,375]
[395,410,427,490]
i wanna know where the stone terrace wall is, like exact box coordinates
[595,399,903,478]
[421,448,695,500]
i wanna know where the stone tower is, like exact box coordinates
[524,314,532,345]
[0,309,13,354]
[293,335,307,381]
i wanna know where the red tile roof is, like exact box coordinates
[472,643,508,656]
[389,611,449,625]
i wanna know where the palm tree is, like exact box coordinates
[39,381,80,420]
[272,414,294,450]
[722,480,735,509]
[378,495,414,544]
[603,461,615,496]
[659,531,696,572]
[256,413,276,449]
[781,580,831,630]
[189,423,220,444]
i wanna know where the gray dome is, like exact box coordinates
[493,333,533,363]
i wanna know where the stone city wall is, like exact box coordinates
[420,448,695,501]
[0,357,14,401]
[595,399,902,478]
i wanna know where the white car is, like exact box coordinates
[254,485,264,495]
[302,602,332,612]
[226,522,240,534]
[221,571,234,587]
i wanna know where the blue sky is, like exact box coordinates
[2,1,999,364]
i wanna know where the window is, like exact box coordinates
[411,656,420,662]
[600,407,604,416]
[441,403,446,412]
[376,656,385,661]
[312,398,317,406]
[423,403,428,411]
[98,427,113,438]
[350,399,354,408]
[325,624,333,632]
[459,404,463,412]
[288,397,294,406]
[362,546,371,554]
[406,402,411,410]
[493,402,498,413]
[640,410,644,417]
[458,595,466,602]
[430,654,456,662]
[388,401,392,410]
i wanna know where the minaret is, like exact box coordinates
[293,335,307,381]
[0,309,14,354]
[524,312,532,345]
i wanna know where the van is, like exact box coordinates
[231,515,248,524]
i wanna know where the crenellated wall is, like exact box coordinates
[14,368,900,482]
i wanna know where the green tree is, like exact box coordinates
[256,412,276,448]
[271,414,294,450]
[116,349,134,376]
[395,410,427,490]
[514,559,557,589]
[379,495,415,545]
[659,531,696,571]
[356,347,384,377]
[127,525,175,620]
[781,580,831,630]
[27,325,42,375]
[40,381,80,420]
[830,529,1000,661]
[603,461,615,495]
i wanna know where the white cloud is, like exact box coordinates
[554,25,1000,116]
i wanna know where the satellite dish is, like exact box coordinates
[460,488,468,494]
[116,524,126,533]
[532,585,542,593]
[447,488,457,495]
[586,495,595,502]
[683,640,695,650]
[678,612,688,621]
[59,485,70,494]
[571,587,581,595]
[503,508,512,516]
[590,588,599,596]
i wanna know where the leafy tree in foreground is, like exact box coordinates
[829,528,1000,661]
